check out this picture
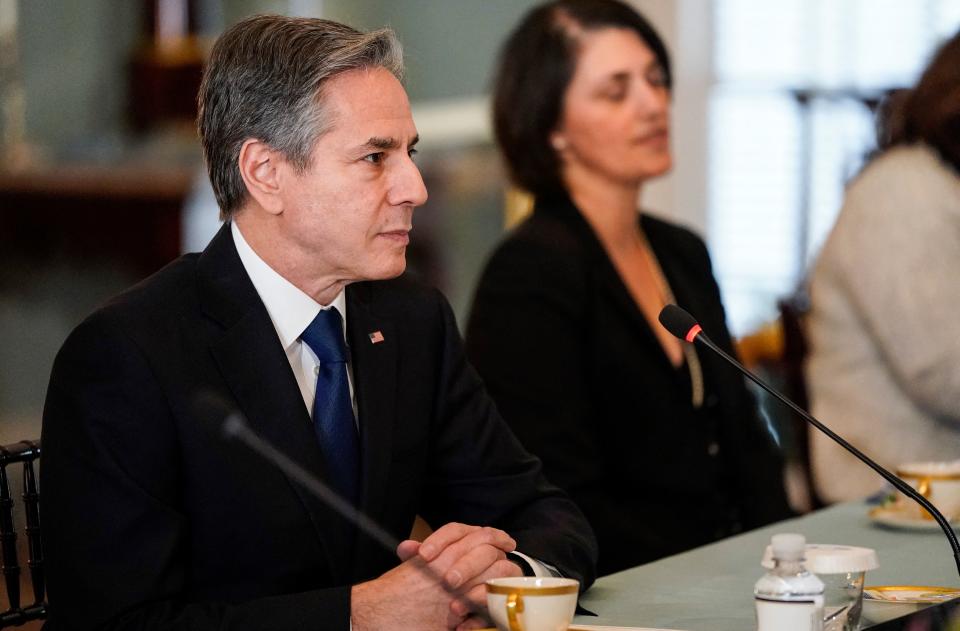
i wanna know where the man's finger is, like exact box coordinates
[418,522,479,561]
[443,543,503,589]
[445,603,469,630]
[396,539,420,562]
[449,558,524,616]
[456,614,492,631]
[430,526,516,576]
[455,584,489,615]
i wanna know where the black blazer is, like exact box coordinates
[40,223,597,630]
[465,194,791,575]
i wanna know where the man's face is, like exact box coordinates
[273,67,427,284]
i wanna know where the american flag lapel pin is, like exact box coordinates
[368,330,385,344]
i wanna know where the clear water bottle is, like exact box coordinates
[755,533,825,631]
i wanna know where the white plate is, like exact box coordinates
[868,506,960,531]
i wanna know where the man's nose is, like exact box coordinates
[390,156,429,208]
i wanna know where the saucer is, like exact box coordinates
[868,506,960,531]
[862,586,960,624]
[477,626,683,631]
[864,585,960,603]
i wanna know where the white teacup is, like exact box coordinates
[896,460,960,520]
[485,577,579,631]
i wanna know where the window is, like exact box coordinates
[708,0,960,334]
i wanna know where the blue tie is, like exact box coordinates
[300,307,360,506]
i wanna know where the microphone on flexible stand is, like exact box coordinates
[191,392,476,609]
[194,392,599,618]
[657,304,960,579]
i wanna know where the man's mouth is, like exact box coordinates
[379,229,410,245]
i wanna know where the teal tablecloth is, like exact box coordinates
[574,501,959,630]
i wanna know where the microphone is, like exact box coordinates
[658,304,960,578]
[192,392,476,608]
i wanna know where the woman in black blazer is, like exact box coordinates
[466,0,791,575]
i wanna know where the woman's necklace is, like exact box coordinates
[635,227,705,409]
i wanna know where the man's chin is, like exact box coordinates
[367,258,407,281]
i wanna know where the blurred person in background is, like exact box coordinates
[807,30,960,503]
[465,0,792,575]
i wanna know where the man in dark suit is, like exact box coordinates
[40,15,596,631]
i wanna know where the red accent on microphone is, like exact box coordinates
[685,324,702,343]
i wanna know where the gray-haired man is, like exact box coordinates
[41,14,596,631]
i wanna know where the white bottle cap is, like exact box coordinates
[762,543,880,573]
[770,533,806,561]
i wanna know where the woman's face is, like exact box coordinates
[552,27,671,188]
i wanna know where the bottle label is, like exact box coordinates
[755,595,824,631]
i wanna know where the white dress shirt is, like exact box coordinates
[231,222,555,579]
[232,222,355,420]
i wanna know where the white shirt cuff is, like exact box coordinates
[511,550,561,577]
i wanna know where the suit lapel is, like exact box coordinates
[542,197,660,347]
[345,282,398,579]
[593,251,658,345]
[539,196,683,371]
[197,223,340,575]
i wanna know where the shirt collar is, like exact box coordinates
[231,221,347,351]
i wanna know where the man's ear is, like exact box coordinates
[238,139,285,216]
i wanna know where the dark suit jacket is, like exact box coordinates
[40,223,596,630]
[465,194,791,575]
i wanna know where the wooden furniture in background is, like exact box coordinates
[0,163,193,278]
[735,292,824,512]
[129,0,206,131]
[0,440,43,629]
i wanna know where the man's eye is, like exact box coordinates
[408,148,418,160]
[364,152,384,164]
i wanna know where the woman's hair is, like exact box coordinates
[492,0,671,198]
[876,28,960,172]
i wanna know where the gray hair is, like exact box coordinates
[198,14,404,218]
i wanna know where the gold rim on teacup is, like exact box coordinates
[896,469,960,481]
[486,584,579,596]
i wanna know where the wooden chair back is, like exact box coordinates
[0,440,44,628]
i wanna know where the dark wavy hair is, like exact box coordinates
[492,0,671,198]
[876,28,960,173]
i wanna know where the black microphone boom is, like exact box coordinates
[658,304,960,578]
[192,392,476,608]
